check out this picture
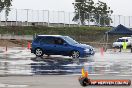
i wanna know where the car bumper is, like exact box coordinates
[82,51,95,57]
[30,48,34,53]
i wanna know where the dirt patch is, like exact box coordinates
[0,39,32,47]
[0,39,111,49]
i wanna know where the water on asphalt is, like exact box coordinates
[0,47,132,76]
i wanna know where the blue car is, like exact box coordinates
[31,35,95,58]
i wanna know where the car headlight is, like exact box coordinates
[84,49,90,52]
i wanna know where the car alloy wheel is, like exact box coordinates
[72,51,80,58]
[35,48,43,57]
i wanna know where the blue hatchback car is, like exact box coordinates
[31,35,95,58]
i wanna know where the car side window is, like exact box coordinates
[34,37,42,43]
[40,37,55,44]
[54,38,64,45]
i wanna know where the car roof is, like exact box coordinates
[37,35,63,37]
[119,37,131,39]
[121,37,131,39]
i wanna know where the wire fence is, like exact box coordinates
[0,8,132,28]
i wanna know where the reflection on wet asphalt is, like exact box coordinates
[0,47,132,76]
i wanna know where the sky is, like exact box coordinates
[11,0,132,16]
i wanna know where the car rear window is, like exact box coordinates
[117,39,128,42]
[40,37,55,44]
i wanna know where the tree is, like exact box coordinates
[93,1,113,26]
[73,0,95,25]
[73,0,113,26]
[0,0,12,19]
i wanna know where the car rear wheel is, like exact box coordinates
[35,48,43,57]
[71,51,80,58]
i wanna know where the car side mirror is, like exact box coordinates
[63,43,68,46]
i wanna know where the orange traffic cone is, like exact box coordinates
[81,67,89,78]
[27,42,31,49]
[100,47,104,56]
[22,43,24,49]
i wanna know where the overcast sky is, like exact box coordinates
[11,0,132,16]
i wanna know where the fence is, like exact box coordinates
[0,8,132,28]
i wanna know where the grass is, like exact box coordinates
[0,26,110,35]
[0,26,115,43]
[1,26,127,48]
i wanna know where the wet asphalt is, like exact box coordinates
[0,47,132,76]
[0,47,132,88]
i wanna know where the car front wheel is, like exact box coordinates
[35,48,43,57]
[71,51,80,58]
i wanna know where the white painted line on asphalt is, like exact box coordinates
[0,83,28,88]
[117,75,132,77]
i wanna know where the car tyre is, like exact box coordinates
[35,48,43,57]
[71,50,80,58]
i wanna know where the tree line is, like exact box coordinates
[0,0,12,17]
[0,0,113,26]
[73,0,113,26]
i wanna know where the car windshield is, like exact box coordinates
[117,39,128,42]
[62,36,79,45]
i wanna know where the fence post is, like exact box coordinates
[0,12,1,26]
[37,10,39,26]
[26,9,29,26]
[99,14,100,27]
[114,15,115,27]
[79,9,80,27]
[119,15,121,24]
[58,11,60,27]
[16,9,18,26]
[124,16,125,26]
[5,8,7,26]
[69,12,70,27]
[47,10,50,27]
[31,10,34,26]
[109,14,111,27]
[88,13,90,27]
[64,11,65,27]
[53,10,55,26]
[129,16,131,28]
[42,10,45,26]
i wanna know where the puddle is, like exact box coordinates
[0,47,131,76]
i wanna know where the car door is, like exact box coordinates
[40,37,56,54]
[53,37,72,55]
